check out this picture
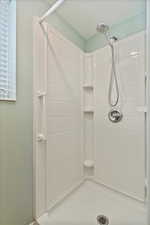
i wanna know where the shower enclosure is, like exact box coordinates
[33,0,150,224]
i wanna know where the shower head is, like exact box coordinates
[96,23,109,34]
[96,23,118,45]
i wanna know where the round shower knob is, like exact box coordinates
[108,109,123,123]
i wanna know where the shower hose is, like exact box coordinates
[108,42,119,107]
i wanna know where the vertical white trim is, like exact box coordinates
[33,18,48,219]
[147,2,150,224]
[42,22,48,216]
[33,17,40,220]
[146,0,150,224]
[80,53,85,178]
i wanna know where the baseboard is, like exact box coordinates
[37,213,49,224]
[28,219,41,225]
[28,222,37,225]
[29,221,41,225]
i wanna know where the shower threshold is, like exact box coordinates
[37,180,146,225]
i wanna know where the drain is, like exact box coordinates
[97,215,109,225]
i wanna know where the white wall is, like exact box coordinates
[94,32,145,200]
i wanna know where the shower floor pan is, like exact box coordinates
[38,180,146,225]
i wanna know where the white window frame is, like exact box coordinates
[0,0,16,101]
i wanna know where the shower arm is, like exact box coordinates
[39,0,65,24]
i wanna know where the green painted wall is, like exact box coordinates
[0,1,46,224]
[0,1,85,225]
[47,11,146,53]
[85,13,146,52]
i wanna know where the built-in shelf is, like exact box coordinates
[83,84,93,89]
[37,91,46,98]
[83,160,95,168]
[83,56,95,177]
[84,108,94,113]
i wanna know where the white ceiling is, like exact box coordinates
[54,0,145,40]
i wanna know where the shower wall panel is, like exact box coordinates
[46,26,84,209]
[34,20,146,217]
[94,32,145,200]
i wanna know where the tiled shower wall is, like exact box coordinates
[34,22,145,217]
[94,32,145,201]
[46,26,84,210]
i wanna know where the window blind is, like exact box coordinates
[0,0,16,100]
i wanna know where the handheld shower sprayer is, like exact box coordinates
[96,23,109,34]
[97,23,122,122]
[96,23,119,108]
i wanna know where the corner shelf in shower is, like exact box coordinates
[83,84,94,89]
[83,160,95,168]
[83,84,94,113]
[83,107,94,113]
[37,91,46,98]
[83,55,95,177]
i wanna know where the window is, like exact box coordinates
[0,0,16,101]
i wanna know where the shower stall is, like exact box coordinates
[33,1,150,224]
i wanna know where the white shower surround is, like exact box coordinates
[33,18,146,222]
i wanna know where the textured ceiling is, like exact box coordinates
[49,0,146,40]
